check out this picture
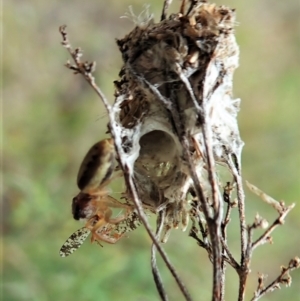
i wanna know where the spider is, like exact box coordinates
[70,139,135,246]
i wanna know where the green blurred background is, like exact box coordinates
[3,0,299,300]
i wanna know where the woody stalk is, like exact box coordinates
[59,1,298,300]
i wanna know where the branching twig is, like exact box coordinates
[220,237,240,271]
[244,181,297,300]
[246,181,296,251]
[59,1,299,299]
[128,66,223,300]
[127,169,193,301]
[189,226,210,250]
[59,25,192,301]
[193,131,223,301]
[247,213,269,253]
[250,257,300,301]
[190,200,209,246]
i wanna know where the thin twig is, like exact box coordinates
[251,208,293,250]
[250,257,300,301]
[245,181,296,251]
[189,226,209,250]
[175,60,224,301]
[221,182,235,236]
[191,201,209,246]
[220,182,236,299]
[193,114,223,300]
[127,172,193,301]
[59,25,192,301]
[189,205,213,262]
[151,210,169,301]
[220,237,240,271]
[161,0,173,20]
[128,64,223,301]
[246,181,286,212]
[226,154,248,301]
[243,182,297,301]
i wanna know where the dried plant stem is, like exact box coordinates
[151,211,168,301]
[175,74,223,300]
[226,155,248,301]
[59,26,192,301]
[191,202,209,247]
[189,227,208,249]
[128,66,223,300]
[220,237,240,270]
[220,184,235,299]
[127,172,192,301]
[59,1,299,298]
[250,257,300,301]
[161,0,173,20]
[175,50,224,301]
[195,124,223,300]
[246,181,296,252]
[244,182,297,300]
[251,205,294,251]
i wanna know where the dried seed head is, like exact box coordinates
[112,3,242,239]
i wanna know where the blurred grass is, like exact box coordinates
[3,0,300,300]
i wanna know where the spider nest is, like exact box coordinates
[111,2,243,242]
